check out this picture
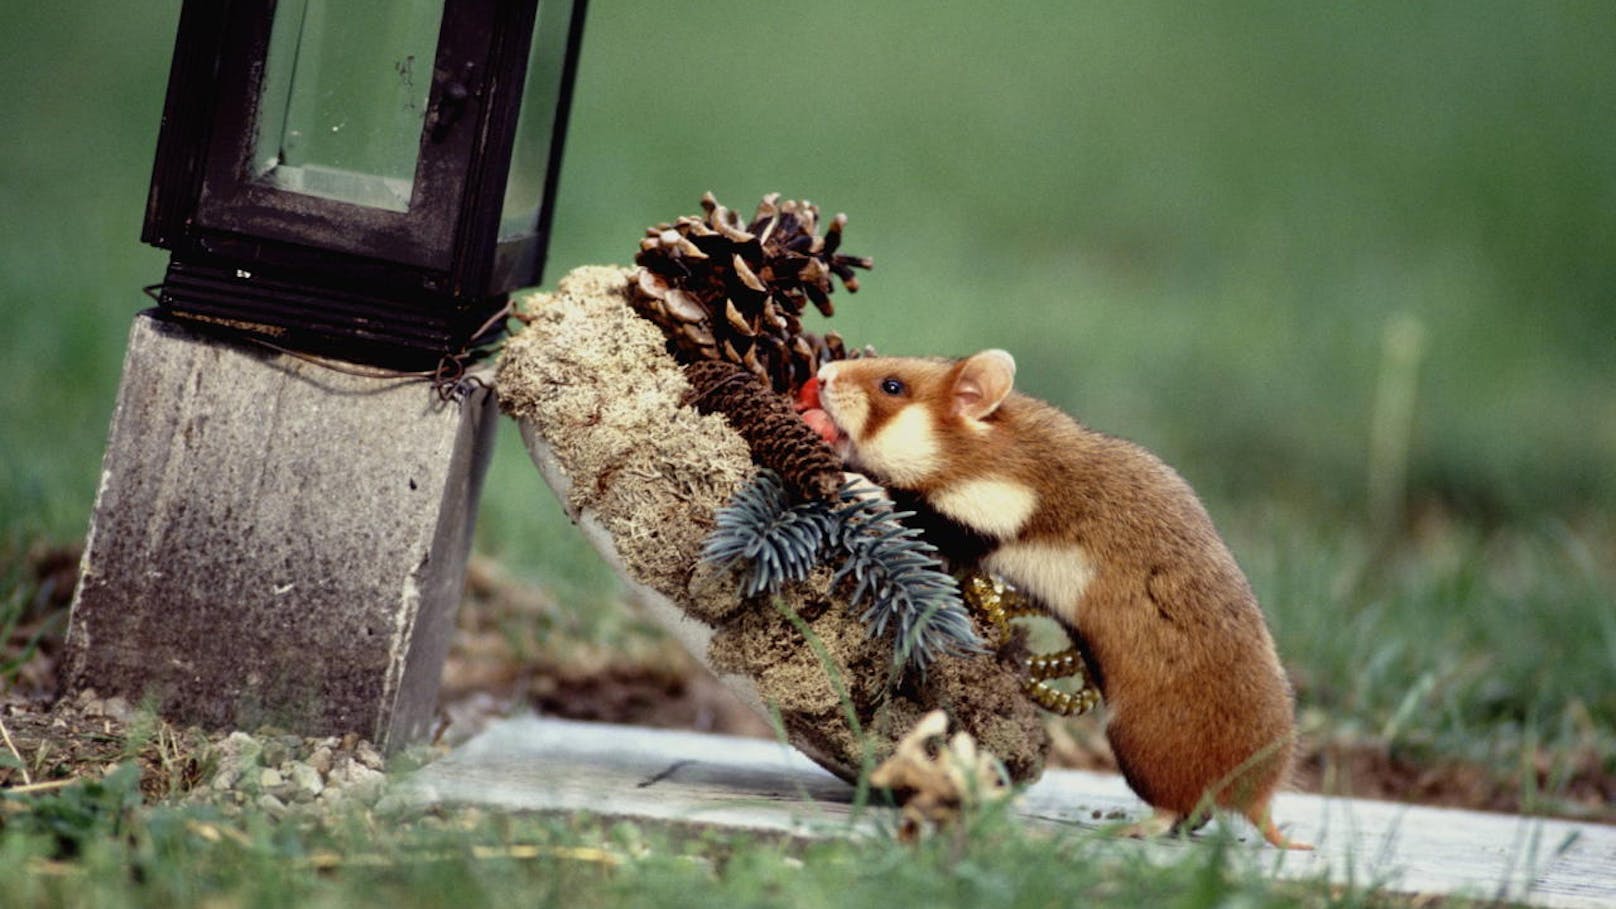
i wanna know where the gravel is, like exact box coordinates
[185,727,394,817]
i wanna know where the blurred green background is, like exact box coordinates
[3,3,1614,762]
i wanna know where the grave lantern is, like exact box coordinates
[142,0,588,369]
[63,0,588,750]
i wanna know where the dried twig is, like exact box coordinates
[295,843,623,870]
[0,713,32,786]
[8,778,76,795]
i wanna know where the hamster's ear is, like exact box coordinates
[953,349,1016,420]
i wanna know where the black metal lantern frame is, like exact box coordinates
[143,0,587,370]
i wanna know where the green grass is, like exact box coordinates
[1235,509,1616,815]
[4,1,1614,538]
[0,768,1465,909]
[3,0,1615,902]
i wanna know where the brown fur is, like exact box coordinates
[818,351,1309,848]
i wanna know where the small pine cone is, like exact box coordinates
[631,192,873,395]
[684,360,844,502]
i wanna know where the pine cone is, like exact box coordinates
[683,360,844,502]
[632,192,874,394]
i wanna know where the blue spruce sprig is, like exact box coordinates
[703,471,984,670]
[827,483,983,670]
[702,470,835,596]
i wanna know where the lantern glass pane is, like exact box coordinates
[254,0,445,212]
[497,0,578,240]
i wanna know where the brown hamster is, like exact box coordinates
[816,349,1310,849]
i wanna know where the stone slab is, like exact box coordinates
[64,312,496,750]
[397,715,1616,908]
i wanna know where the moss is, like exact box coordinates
[495,266,1048,784]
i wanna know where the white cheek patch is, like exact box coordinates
[820,383,869,443]
[985,541,1096,622]
[931,478,1038,540]
[864,405,943,486]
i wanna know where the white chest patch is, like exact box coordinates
[985,541,1096,624]
[931,478,1039,540]
[864,406,943,486]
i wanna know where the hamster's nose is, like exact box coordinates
[817,362,839,387]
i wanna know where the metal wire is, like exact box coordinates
[140,281,508,404]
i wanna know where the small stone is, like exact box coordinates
[288,761,324,797]
[328,759,385,803]
[259,767,284,789]
[209,732,263,792]
[307,746,334,779]
[100,696,134,723]
[260,739,290,768]
[218,731,262,766]
[355,741,385,771]
[257,793,287,815]
[222,729,256,749]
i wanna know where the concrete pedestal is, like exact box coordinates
[63,313,496,750]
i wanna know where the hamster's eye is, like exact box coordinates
[879,377,905,396]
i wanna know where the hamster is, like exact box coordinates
[816,349,1310,849]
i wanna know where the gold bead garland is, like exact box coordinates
[962,574,1042,645]
[961,574,1102,718]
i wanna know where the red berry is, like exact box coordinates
[794,376,821,413]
